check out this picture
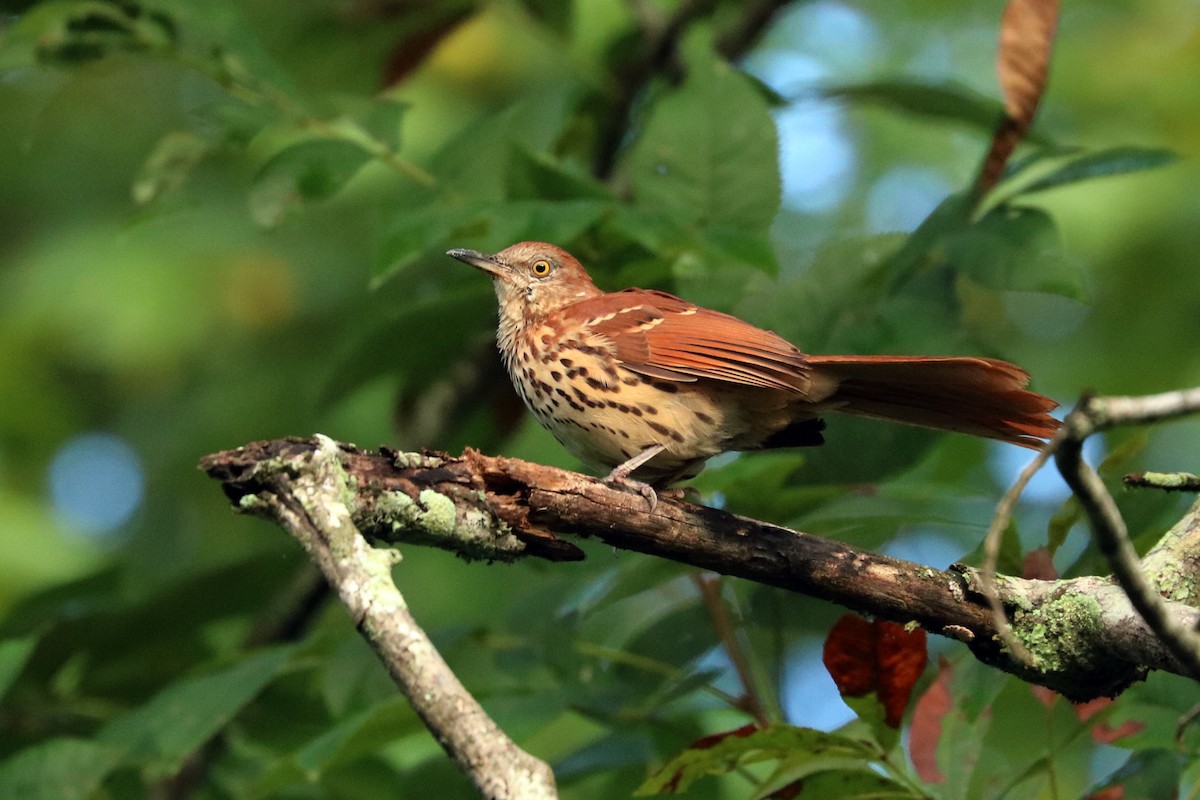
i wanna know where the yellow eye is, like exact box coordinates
[531,259,552,277]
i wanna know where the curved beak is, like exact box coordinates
[447,248,505,279]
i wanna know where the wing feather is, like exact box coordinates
[565,289,812,393]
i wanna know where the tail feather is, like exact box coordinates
[806,355,1060,448]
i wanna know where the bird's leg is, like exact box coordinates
[604,444,667,512]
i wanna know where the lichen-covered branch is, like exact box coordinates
[206,436,557,800]
[201,435,1200,700]
[1055,390,1200,682]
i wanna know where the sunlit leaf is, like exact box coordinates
[627,34,780,232]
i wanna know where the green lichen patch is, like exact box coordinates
[1013,590,1104,675]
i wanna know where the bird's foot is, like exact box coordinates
[604,444,667,512]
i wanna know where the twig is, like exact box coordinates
[226,436,557,800]
[692,573,770,726]
[1125,471,1200,492]
[1054,392,1200,681]
[980,429,1065,667]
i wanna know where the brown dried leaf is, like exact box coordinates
[998,0,1060,126]
[976,0,1060,195]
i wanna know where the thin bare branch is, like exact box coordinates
[981,430,1065,667]
[693,573,771,726]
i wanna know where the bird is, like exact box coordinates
[448,242,1059,502]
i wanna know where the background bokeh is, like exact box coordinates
[2,0,1199,797]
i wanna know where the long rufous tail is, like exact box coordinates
[806,355,1060,448]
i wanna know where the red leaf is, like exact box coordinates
[1022,547,1058,580]
[823,615,928,728]
[909,658,953,783]
[766,779,805,799]
[823,615,876,696]
[1085,787,1124,800]
[1030,684,1057,709]
[688,723,758,751]
[1029,692,1146,745]
[1073,697,1145,744]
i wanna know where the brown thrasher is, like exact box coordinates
[449,242,1059,498]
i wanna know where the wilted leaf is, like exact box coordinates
[976,0,1060,195]
[997,0,1059,126]
[822,615,927,728]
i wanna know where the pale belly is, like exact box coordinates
[505,343,728,483]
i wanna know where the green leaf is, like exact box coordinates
[0,635,38,703]
[945,205,1086,300]
[821,79,1005,133]
[250,139,371,227]
[759,768,917,799]
[13,0,177,66]
[636,724,877,795]
[627,36,780,231]
[1019,146,1179,195]
[869,193,973,293]
[1089,749,1184,800]
[0,738,123,800]
[98,645,295,772]
[373,199,611,287]
[321,285,496,407]
[293,697,417,774]
[132,130,212,205]
[506,145,613,201]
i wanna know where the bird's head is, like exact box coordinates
[447,242,601,319]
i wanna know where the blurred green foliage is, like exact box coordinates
[2,0,1200,797]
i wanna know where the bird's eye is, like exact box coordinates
[531,259,552,277]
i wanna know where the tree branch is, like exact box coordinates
[201,435,1200,701]
[206,436,556,800]
[1054,390,1200,682]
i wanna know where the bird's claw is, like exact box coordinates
[603,469,659,512]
